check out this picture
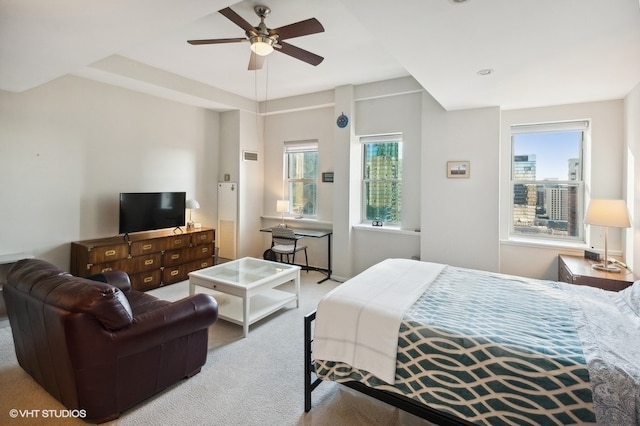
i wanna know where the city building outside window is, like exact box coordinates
[284,141,318,217]
[510,121,588,242]
[362,135,403,225]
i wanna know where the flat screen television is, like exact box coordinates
[119,192,186,234]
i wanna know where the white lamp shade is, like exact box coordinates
[250,37,274,56]
[186,199,200,210]
[584,199,631,228]
[276,200,289,213]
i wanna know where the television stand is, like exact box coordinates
[71,227,216,291]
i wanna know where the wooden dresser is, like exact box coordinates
[71,227,215,291]
[558,254,635,291]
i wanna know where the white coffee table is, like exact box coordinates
[188,257,300,337]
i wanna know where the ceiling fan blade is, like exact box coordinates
[187,37,246,45]
[276,41,324,66]
[219,7,255,33]
[248,52,265,70]
[271,18,324,40]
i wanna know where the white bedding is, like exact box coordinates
[312,258,445,384]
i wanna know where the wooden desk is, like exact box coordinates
[261,227,333,283]
[558,254,635,291]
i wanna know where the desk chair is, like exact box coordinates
[271,226,309,272]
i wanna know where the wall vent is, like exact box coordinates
[243,151,258,161]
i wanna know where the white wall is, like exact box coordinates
[421,94,501,272]
[238,109,264,258]
[350,89,423,274]
[260,104,335,269]
[625,82,640,272]
[217,109,266,260]
[500,100,626,279]
[262,107,334,220]
[259,77,426,278]
[0,75,220,269]
[1,73,632,282]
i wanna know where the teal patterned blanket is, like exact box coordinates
[316,266,599,425]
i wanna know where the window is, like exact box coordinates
[362,135,402,224]
[284,141,318,217]
[510,121,588,242]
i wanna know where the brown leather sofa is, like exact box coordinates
[3,258,218,423]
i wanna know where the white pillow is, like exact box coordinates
[620,280,640,316]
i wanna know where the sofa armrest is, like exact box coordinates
[86,270,132,292]
[112,293,218,356]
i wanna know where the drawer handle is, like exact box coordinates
[143,276,153,283]
[101,267,113,273]
[201,262,208,268]
[105,250,116,257]
[199,235,206,240]
[170,270,179,276]
[144,259,154,266]
[171,254,180,260]
[174,239,182,245]
[202,247,208,253]
[143,244,152,250]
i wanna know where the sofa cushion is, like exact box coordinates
[126,291,171,316]
[43,275,134,331]
[8,259,134,331]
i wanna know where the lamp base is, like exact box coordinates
[187,221,195,230]
[592,263,621,273]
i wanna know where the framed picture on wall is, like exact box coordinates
[447,161,470,178]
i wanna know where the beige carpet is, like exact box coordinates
[0,271,433,426]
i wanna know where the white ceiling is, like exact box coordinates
[1,0,640,111]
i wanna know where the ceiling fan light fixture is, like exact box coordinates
[250,36,275,56]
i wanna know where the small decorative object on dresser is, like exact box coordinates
[558,254,635,291]
[185,199,200,230]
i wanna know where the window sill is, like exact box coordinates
[500,237,588,252]
[353,224,421,236]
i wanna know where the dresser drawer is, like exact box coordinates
[85,261,124,275]
[130,239,164,257]
[163,248,188,267]
[191,229,215,246]
[164,235,190,251]
[71,227,215,289]
[189,243,214,260]
[164,243,214,267]
[163,264,187,284]
[87,244,129,263]
[128,253,162,272]
[558,261,573,284]
[129,269,162,292]
[185,257,215,274]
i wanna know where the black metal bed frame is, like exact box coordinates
[304,310,473,426]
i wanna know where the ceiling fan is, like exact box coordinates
[187,5,324,70]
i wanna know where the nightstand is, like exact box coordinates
[558,254,636,291]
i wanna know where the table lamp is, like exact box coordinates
[584,199,631,272]
[186,199,200,230]
[276,200,289,227]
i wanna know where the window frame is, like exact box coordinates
[360,134,403,226]
[509,120,589,243]
[283,140,318,218]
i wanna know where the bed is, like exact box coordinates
[304,258,640,425]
